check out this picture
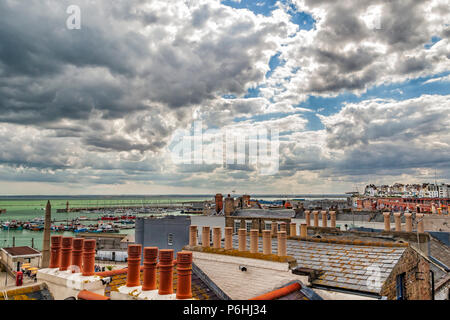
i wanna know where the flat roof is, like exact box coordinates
[2,246,41,257]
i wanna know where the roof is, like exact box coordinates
[429,236,450,270]
[0,283,54,300]
[232,208,296,218]
[1,246,41,257]
[230,236,407,295]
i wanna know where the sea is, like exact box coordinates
[0,194,347,250]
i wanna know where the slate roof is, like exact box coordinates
[230,236,407,295]
[0,283,54,300]
[232,208,296,218]
[429,236,450,270]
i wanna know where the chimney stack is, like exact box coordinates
[176,251,193,300]
[224,227,233,250]
[215,194,224,214]
[262,230,272,255]
[212,227,221,249]
[189,226,198,246]
[71,238,84,273]
[41,200,52,268]
[394,212,402,231]
[404,213,413,232]
[82,239,96,276]
[321,211,328,227]
[290,222,297,236]
[304,210,311,227]
[313,211,319,227]
[49,235,62,268]
[158,249,174,295]
[202,226,210,248]
[126,244,142,287]
[250,229,258,253]
[277,231,287,257]
[383,212,391,232]
[329,211,337,228]
[271,222,278,236]
[142,247,158,291]
[238,228,247,252]
[59,237,73,271]
[416,214,425,233]
[299,224,307,238]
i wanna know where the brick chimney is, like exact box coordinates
[321,211,328,227]
[262,230,271,255]
[416,214,425,233]
[189,225,198,246]
[394,212,402,231]
[59,237,73,271]
[71,238,84,273]
[49,235,62,268]
[224,227,233,250]
[212,227,221,249]
[313,211,319,227]
[176,251,193,300]
[299,223,307,238]
[271,222,278,236]
[215,193,224,214]
[238,228,247,252]
[158,249,174,295]
[82,239,96,276]
[277,231,287,257]
[250,229,258,253]
[202,226,210,248]
[126,244,142,287]
[304,210,311,227]
[405,213,413,232]
[142,247,158,291]
[224,195,234,216]
[290,222,297,236]
[329,211,336,228]
[383,212,391,232]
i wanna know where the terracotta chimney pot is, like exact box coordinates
[329,211,337,228]
[82,239,96,276]
[277,231,287,257]
[416,214,425,233]
[313,211,319,227]
[238,228,247,252]
[176,251,193,300]
[126,244,142,287]
[321,211,328,227]
[394,212,402,232]
[224,227,233,250]
[383,212,391,232]
[59,237,73,271]
[290,222,297,236]
[300,223,308,238]
[202,226,210,248]
[49,235,62,268]
[212,227,221,249]
[262,230,272,255]
[304,210,311,227]
[158,249,174,295]
[250,229,258,253]
[189,225,198,246]
[279,222,287,232]
[71,238,84,273]
[142,247,158,291]
[404,213,413,232]
[271,221,278,236]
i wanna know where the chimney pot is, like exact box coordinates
[262,230,272,255]
[312,211,319,227]
[321,211,328,227]
[289,222,297,237]
[59,237,73,271]
[71,238,84,273]
[277,231,287,257]
[238,228,247,252]
[158,249,174,295]
[271,222,278,236]
[383,212,391,232]
[49,235,62,268]
[416,214,425,233]
[394,212,402,232]
[176,251,193,300]
[300,223,308,238]
[404,213,413,232]
[126,244,142,287]
[189,225,198,246]
[202,226,210,248]
[212,227,221,249]
[279,222,287,232]
[250,229,258,253]
[304,210,311,227]
[329,211,337,228]
[142,247,158,291]
[82,239,96,276]
[224,227,233,250]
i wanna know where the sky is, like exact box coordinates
[0,0,449,195]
